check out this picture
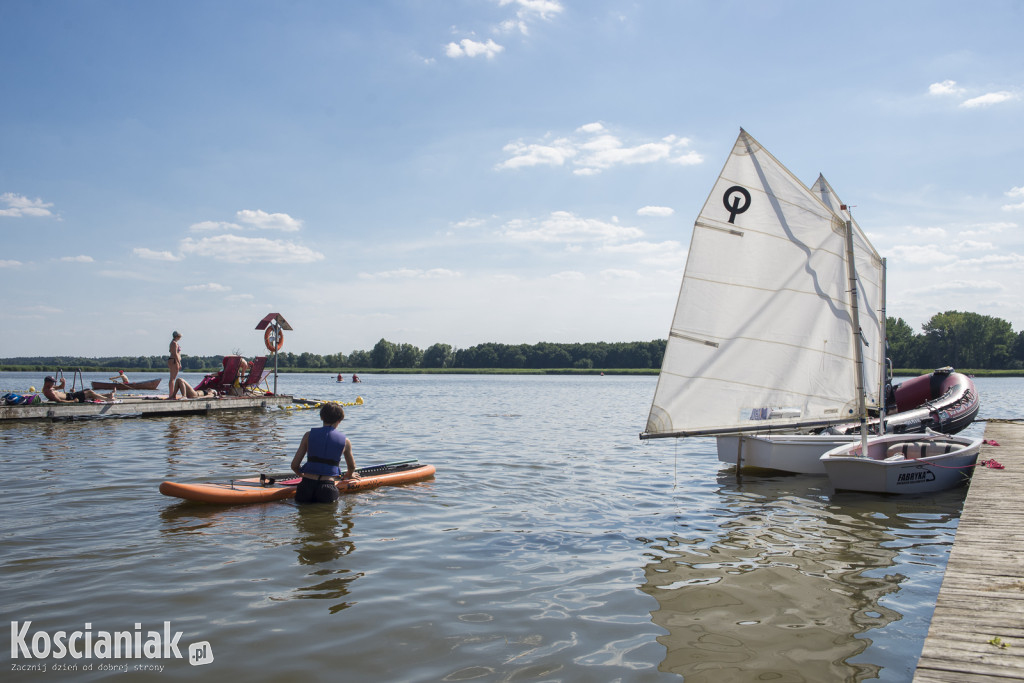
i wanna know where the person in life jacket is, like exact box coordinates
[289,402,360,503]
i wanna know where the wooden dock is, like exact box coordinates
[0,394,294,421]
[913,419,1024,681]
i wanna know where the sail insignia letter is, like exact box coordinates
[722,185,751,224]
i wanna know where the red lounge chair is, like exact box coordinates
[241,356,269,393]
[195,355,243,395]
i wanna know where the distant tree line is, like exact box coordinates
[0,340,667,372]
[3,311,1023,372]
[887,311,1024,370]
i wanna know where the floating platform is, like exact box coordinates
[913,419,1024,681]
[0,394,295,422]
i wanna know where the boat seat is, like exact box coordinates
[887,441,955,460]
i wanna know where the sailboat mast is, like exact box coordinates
[878,258,888,430]
[843,211,870,455]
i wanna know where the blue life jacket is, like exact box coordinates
[301,425,346,476]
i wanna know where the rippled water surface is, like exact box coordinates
[1,373,1020,681]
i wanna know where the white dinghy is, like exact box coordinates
[819,432,982,494]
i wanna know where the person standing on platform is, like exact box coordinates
[167,331,182,398]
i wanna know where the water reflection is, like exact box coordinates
[642,471,963,681]
[290,501,361,614]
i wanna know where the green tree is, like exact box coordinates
[348,350,371,367]
[886,317,919,368]
[422,343,454,368]
[920,311,1016,369]
[393,343,423,368]
[298,352,325,368]
[1013,331,1024,369]
[371,339,396,368]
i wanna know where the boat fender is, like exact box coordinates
[264,327,284,353]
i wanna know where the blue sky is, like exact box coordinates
[2,1,1022,359]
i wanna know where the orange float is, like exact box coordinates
[264,326,284,353]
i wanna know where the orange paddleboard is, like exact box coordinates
[159,462,435,504]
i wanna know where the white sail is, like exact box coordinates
[811,174,886,413]
[643,130,879,438]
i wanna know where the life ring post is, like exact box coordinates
[255,313,293,395]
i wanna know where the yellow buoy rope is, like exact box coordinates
[281,396,364,411]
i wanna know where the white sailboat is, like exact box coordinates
[640,129,886,471]
[714,174,888,473]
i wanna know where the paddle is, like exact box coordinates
[248,459,421,487]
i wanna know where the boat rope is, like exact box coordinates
[916,458,1004,470]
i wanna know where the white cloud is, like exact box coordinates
[60,255,94,263]
[500,211,643,243]
[637,206,674,217]
[496,0,564,34]
[0,259,23,267]
[961,221,1015,236]
[179,234,324,264]
[500,0,564,21]
[961,91,1017,108]
[888,244,959,266]
[907,226,947,240]
[1002,186,1024,211]
[599,239,687,266]
[359,268,461,280]
[550,270,585,281]
[133,247,183,261]
[0,193,55,218]
[451,218,488,230]
[951,253,1024,269]
[190,220,243,232]
[908,279,1005,295]
[952,240,994,251]
[236,209,303,232]
[226,293,255,301]
[184,282,232,292]
[928,80,963,96]
[497,124,702,175]
[670,151,704,166]
[600,268,642,279]
[445,38,504,59]
[497,138,576,170]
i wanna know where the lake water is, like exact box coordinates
[1,372,1020,682]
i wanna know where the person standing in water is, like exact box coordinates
[167,331,182,398]
[290,403,360,503]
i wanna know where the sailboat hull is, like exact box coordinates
[820,434,981,494]
[716,370,979,474]
[717,434,856,474]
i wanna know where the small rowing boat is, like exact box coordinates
[91,378,161,391]
[820,433,982,494]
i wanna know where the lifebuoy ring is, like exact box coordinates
[264,326,284,353]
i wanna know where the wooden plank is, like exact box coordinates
[0,394,294,421]
[913,420,1024,682]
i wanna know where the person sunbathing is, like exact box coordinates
[42,376,115,403]
[169,377,219,400]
